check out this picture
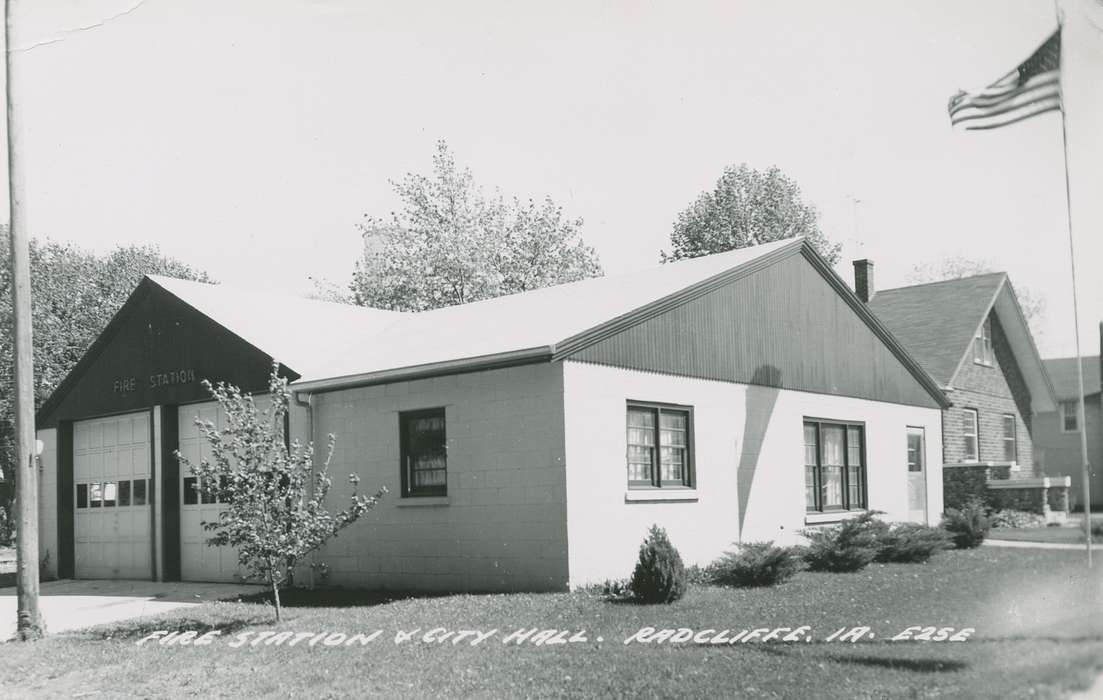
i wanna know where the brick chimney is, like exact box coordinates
[853,259,875,302]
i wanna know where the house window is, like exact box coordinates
[907,427,925,472]
[133,478,147,506]
[962,409,979,462]
[626,403,693,488]
[1060,400,1079,433]
[400,407,447,497]
[973,317,994,366]
[118,480,131,507]
[76,483,89,509]
[1002,414,1017,463]
[804,420,866,512]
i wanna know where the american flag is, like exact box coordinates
[948,30,1061,131]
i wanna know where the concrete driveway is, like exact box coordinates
[0,579,262,641]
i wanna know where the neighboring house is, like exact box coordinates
[857,262,1063,515]
[1034,350,1102,510]
[33,238,949,591]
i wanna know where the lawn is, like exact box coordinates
[991,514,1103,545]
[0,548,1100,699]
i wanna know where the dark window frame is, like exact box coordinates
[626,401,695,490]
[1060,400,1079,433]
[804,418,867,513]
[399,406,448,498]
[962,408,980,462]
[973,317,994,366]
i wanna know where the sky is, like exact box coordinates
[4,0,1102,359]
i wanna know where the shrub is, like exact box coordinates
[989,509,1045,529]
[629,525,687,604]
[576,578,632,598]
[941,499,990,549]
[709,542,803,587]
[684,564,713,586]
[874,523,952,563]
[801,512,885,572]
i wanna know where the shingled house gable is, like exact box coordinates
[564,249,944,409]
[36,279,296,428]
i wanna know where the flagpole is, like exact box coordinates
[1054,3,1093,567]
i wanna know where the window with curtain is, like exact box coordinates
[401,407,447,497]
[804,420,866,512]
[626,403,693,488]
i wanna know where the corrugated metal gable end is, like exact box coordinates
[562,246,948,409]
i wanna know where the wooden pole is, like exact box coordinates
[1054,6,1092,567]
[5,0,44,637]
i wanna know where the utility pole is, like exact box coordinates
[5,0,43,639]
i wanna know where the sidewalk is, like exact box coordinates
[984,539,1094,551]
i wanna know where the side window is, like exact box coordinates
[133,478,147,506]
[183,477,199,505]
[962,409,979,462]
[804,419,866,512]
[76,483,89,509]
[626,403,693,489]
[118,480,131,507]
[400,408,447,497]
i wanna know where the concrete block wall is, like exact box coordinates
[944,313,1035,475]
[309,363,568,592]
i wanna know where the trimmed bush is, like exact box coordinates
[941,499,990,549]
[874,523,952,563]
[801,512,885,572]
[577,578,632,598]
[989,509,1045,529]
[629,525,687,604]
[709,542,803,587]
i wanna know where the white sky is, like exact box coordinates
[4,0,1102,359]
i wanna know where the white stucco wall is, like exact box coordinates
[561,361,944,587]
[35,427,59,579]
[308,363,568,592]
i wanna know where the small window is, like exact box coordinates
[400,408,447,497]
[200,477,218,504]
[89,482,103,508]
[76,483,89,509]
[1060,400,1079,433]
[1002,414,1017,463]
[183,477,199,505]
[907,427,925,473]
[133,478,147,506]
[626,403,693,489]
[804,419,866,512]
[102,482,117,508]
[973,317,994,366]
[118,480,131,507]
[962,409,979,462]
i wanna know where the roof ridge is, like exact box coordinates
[875,271,1007,295]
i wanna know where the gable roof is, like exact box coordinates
[42,237,949,410]
[867,273,1056,413]
[1043,356,1101,400]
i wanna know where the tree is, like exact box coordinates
[0,238,211,497]
[662,163,840,265]
[907,256,1046,341]
[351,140,602,311]
[175,365,385,621]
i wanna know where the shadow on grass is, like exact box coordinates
[752,643,969,673]
[235,587,454,609]
[81,615,265,640]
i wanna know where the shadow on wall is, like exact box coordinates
[737,365,783,537]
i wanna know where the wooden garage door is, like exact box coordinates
[73,412,152,580]
[177,401,246,582]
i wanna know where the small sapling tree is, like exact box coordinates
[175,363,385,621]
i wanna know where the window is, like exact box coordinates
[400,407,447,497]
[118,480,131,507]
[133,478,147,506]
[804,420,866,512]
[183,476,198,505]
[89,482,103,508]
[907,427,925,473]
[962,409,979,462]
[626,403,693,489]
[1060,400,1079,433]
[973,317,994,366]
[76,483,88,509]
[1002,414,1017,463]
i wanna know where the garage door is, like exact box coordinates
[73,412,152,579]
[177,401,246,582]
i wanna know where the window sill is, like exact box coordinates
[624,490,699,503]
[804,510,866,525]
[396,496,450,507]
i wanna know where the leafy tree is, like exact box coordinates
[662,163,840,265]
[175,365,385,621]
[351,140,602,311]
[907,256,1046,341]
[0,237,211,494]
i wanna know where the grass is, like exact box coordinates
[0,548,1101,699]
[990,525,1102,544]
